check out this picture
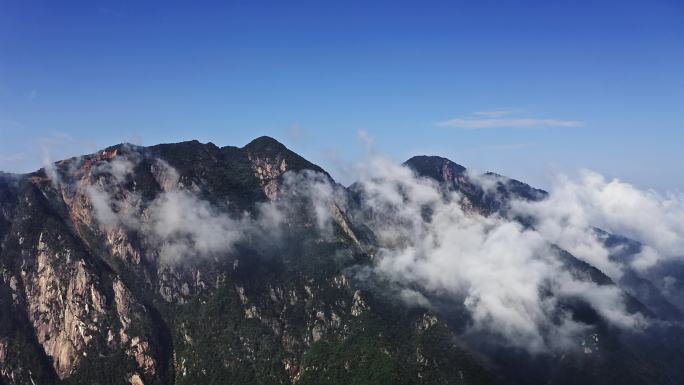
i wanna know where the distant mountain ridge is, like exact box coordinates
[403,155,547,214]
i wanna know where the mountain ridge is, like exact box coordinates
[1,136,682,385]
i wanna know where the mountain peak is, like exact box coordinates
[242,136,288,153]
[242,136,328,178]
[404,155,467,183]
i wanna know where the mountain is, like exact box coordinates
[0,137,682,385]
[403,155,547,214]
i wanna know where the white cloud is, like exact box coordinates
[281,170,341,234]
[84,152,342,264]
[512,170,684,272]
[437,109,583,130]
[473,109,524,118]
[41,143,61,188]
[86,185,120,229]
[437,117,584,130]
[146,189,248,263]
[351,158,643,353]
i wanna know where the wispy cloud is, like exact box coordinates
[437,110,584,130]
[470,143,531,151]
[472,109,524,118]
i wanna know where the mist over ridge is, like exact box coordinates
[1,135,684,385]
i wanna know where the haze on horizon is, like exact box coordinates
[1,0,682,191]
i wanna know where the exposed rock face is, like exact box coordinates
[23,241,104,378]
[249,153,288,201]
[244,136,330,201]
[0,137,682,385]
[128,372,145,385]
[6,222,159,382]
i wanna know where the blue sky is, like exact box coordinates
[1,0,682,190]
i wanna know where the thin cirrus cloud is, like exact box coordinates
[437,110,584,130]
